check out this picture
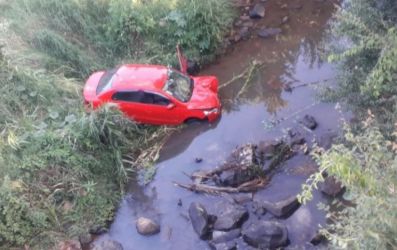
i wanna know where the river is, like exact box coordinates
[95,0,347,249]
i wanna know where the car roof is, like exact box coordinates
[111,64,168,91]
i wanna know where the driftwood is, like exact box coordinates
[174,178,268,195]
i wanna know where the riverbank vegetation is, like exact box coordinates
[300,0,397,248]
[0,0,234,248]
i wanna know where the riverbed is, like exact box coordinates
[95,0,347,249]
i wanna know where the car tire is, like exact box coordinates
[184,118,206,125]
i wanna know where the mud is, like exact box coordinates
[94,0,348,249]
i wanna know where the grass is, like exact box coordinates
[0,0,236,248]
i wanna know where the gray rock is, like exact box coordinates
[242,221,288,249]
[189,202,211,239]
[212,229,241,244]
[257,28,282,38]
[310,231,327,245]
[92,240,123,250]
[258,196,300,218]
[210,240,237,250]
[321,176,344,197]
[249,3,265,18]
[214,204,249,231]
[242,21,254,28]
[239,26,250,41]
[281,16,289,24]
[299,115,318,130]
[136,217,160,235]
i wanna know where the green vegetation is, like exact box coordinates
[300,0,397,249]
[0,0,235,248]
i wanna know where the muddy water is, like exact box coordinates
[96,0,347,249]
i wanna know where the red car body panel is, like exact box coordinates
[83,64,221,125]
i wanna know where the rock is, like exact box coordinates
[195,157,203,163]
[239,26,250,41]
[287,130,306,147]
[242,21,254,28]
[189,202,211,239]
[214,204,249,231]
[310,231,327,245]
[136,217,160,235]
[240,15,250,21]
[281,16,289,24]
[212,229,241,244]
[242,221,288,249]
[320,176,344,197]
[210,240,237,250]
[231,193,253,204]
[257,28,282,38]
[249,3,265,19]
[299,115,318,130]
[92,240,123,250]
[256,140,283,160]
[89,225,108,235]
[58,240,82,250]
[257,196,300,218]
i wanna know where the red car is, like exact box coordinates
[83,47,221,125]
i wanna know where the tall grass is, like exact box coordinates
[0,0,235,248]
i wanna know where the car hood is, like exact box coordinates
[187,76,220,110]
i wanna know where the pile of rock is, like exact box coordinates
[188,195,301,249]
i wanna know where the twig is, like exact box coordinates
[219,60,264,90]
[174,178,268,195]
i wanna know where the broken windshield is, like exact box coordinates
[163,69,193,102]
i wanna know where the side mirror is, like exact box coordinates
[167,103,176,110]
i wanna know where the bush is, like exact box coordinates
[12,0,235,77]
[299,118,397,249]
[325,0,397,135]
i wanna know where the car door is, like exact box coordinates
[140,92,182,124]
[111,91,148,122]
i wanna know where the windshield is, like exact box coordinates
[163,69,193,102]
[96,67,118,95]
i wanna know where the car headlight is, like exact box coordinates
[203,108,219,116]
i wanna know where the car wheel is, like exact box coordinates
[184,118,206,125]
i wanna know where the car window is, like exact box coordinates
[97,68,118,95]
[152,93,170,106]
[163,69,193,102]
[112,91,143,102]
[112,91,170,106]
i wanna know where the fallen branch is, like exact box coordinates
[174,178,268,195]
[219,60,264,90]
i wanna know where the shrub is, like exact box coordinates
[299,117,397,249]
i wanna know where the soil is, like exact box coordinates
[92,0,349,249]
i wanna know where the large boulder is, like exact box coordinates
[92,240,123,250]
[211,229,241,244]
[189,202,212,239]
[242,221,288,249]
[213,204,249,231]
[136,217,160,235]
[249,3,266,18]
[256,195,300,218]
[321,176,344,197]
